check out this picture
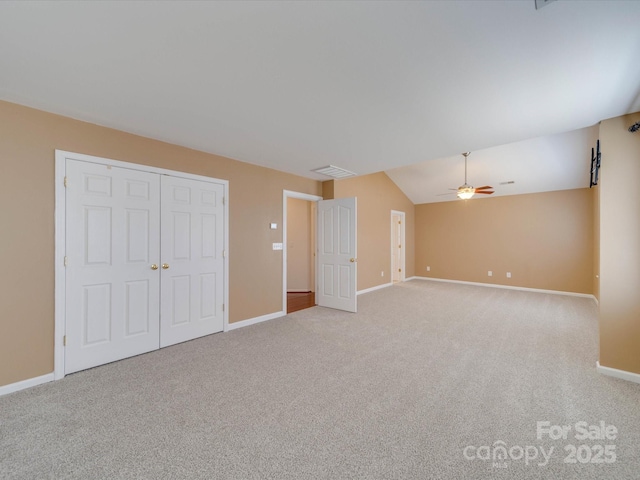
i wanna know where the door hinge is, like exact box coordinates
[222,250,226,258]
[63,335,67,346]
[222,197,226,206]
[64,176,68,188]
[222,304,225,312]
[64,256,68,267]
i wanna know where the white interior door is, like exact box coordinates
[391,211,405,283]
[317,197,357,312]
[160,175,225,347]
[65,160,160,374]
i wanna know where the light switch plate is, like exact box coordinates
[270,223,277,229]
[272,243,283,250]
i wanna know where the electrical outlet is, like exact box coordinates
[426,266,431,272]
[488,271,492,277]
[506,272,511,278]
[381,271,384,277]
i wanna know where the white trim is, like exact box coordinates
[0,373,54,397]
[55,149,228,183]
[54,155,67,380]
[404,276,418,282]
[390,210,405,283]
[410,276,597,301]
[225,311,286,331]
[55,150,230,378]
[597,361,640,385]
[282,190,323,314]
[357,282,393,295]
[223,180,230,334]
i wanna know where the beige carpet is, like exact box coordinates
[1,280,639,479]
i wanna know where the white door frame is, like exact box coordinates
[282,190,322,313]
[54,150,229,380]
[391,210,406,283]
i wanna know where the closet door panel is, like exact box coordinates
[65,160,160,374]
[160,176,224,347]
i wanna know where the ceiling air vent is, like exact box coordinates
[312,165,356,179]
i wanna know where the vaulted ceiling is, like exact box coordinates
[1,1,639,201]
[387,125,600,204]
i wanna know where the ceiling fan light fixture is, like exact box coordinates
[438,152,493,201]
[457,186,475,200]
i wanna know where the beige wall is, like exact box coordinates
[328,172,416,291]
[322,180,334,200]
[286,198,313,292]
[415,189,594,294]
[0,100,321,387]
[598,112,640,374]
[4,95,634,387]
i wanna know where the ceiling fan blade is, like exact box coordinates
[475,185,493,190]
[474,190,494,195]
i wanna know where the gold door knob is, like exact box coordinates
[151,264,159,270]
[350,258,355,263]
[162,263,170,270]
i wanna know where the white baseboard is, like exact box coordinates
[0,372,54,397]
[410,276,597,302]
[596,361,640,385]
[225,311,285,331]
[357,282,392,295]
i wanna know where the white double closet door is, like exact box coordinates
[65,159,224,374]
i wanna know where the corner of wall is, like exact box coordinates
[598,111,640,375]
[322,180,335,199]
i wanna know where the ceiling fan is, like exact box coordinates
[439,152,494,200]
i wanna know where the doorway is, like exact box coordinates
[282,191,358,315]
[283,191,322,314]
[286,197,316,313]
[391,210,405,283]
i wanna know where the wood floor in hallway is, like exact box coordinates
[287,291,315,313]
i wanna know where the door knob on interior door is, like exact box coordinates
[350,258,356,263]
[151,264,159,270]
[162,263,170,269]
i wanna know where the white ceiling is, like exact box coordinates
[386,125,599,204]
[1,1,639,193]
